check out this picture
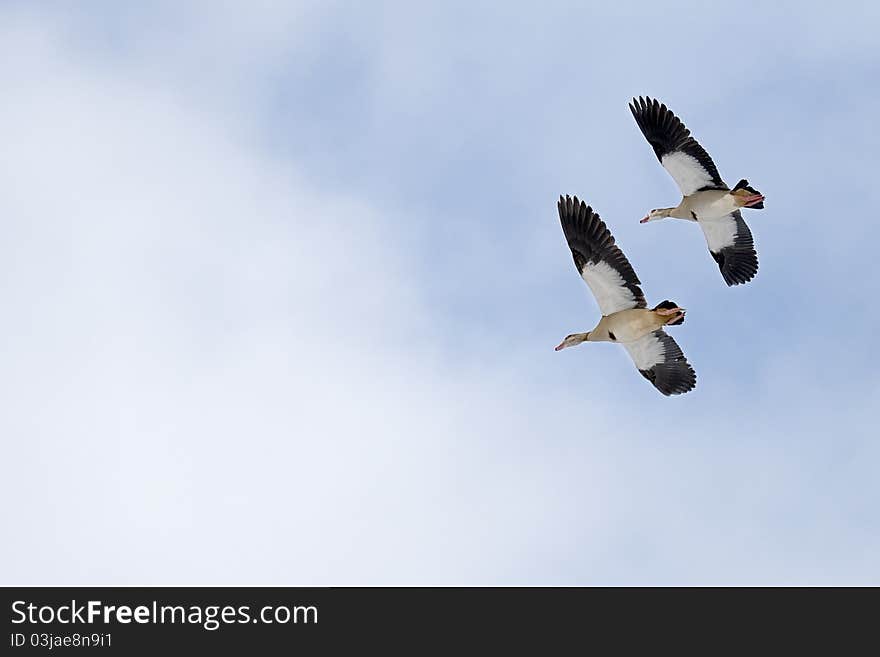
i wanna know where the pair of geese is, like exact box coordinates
[555,97,765,396]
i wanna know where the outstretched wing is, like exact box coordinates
[629,96,727,196]
[699,210,759,286]
[624,329,696,396]
[558,195,646,316]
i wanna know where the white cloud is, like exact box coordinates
[0,11,624,585]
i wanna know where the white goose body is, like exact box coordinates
[630,96,765,286]
[674,190,740,221]
[555,196,696,396]
[588,309,667,343]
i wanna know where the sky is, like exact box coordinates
[1,1,878,585]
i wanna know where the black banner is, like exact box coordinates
[0,587,867,652]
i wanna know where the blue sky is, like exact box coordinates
[1,1,878,584]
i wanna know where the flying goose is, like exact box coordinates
[629,96,764,286]
[555,195,696,396]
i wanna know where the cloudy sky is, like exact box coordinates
[2,1,878,585]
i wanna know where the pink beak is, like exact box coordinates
[639,215,650,224]
[554,341,565,351]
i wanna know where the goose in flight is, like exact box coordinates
[555,195,696,396]
[629,96,763,286]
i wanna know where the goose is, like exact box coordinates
[629,96,763,286]
[555,195,696,396]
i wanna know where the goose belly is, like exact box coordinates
[595,310,658,343]
[688,191,737,219]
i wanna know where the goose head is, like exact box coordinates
[554,332,590,351]
[640,207,673,224]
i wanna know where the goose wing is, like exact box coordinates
[699,210,758,286]
[629,96,727,196]
[624,329,696,396]
[558,195,646,316]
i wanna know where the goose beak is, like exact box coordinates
[639,215,651,224]
[554,341,566,351]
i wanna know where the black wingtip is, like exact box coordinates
[557,194,574,219]
[558,194,588,220]
[645,330,697,395]
[712,250,759,286]
[639,364,696,396]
